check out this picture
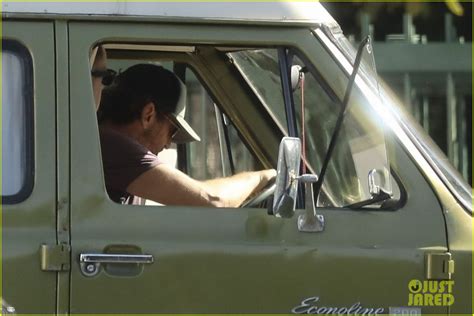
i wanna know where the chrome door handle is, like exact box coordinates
[80,253,154,264]
[79,253,154,277]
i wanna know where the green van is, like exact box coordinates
[2,2,472,314]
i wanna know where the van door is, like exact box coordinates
[2,21,57,314]
[67,21,315,314]
[228,45,451,314]
[68,21,449,314]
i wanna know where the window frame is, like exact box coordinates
[228,46,407,211]
[181,64,263,179]
[2,40,35,204]
[100,50,267,205]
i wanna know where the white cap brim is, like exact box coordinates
[172,115,201,143]
[170,79,201,144]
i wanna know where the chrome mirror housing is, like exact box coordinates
[271,137,301,218]
[290,65,303,91]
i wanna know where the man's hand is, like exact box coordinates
[258,169,277,187]
[127,164,277,208]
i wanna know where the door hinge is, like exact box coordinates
[40,244,71,271]
[425,252,454,280]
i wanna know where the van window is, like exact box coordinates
[185,68,258,180]
[1,40,34,203]
[230,48,398,208]
[99,58,260,206]
[229,49,287,135]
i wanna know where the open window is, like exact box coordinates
[174,66,260,180]
[95,44,275,207]
[227,46,403,209]
[93,39,401,210]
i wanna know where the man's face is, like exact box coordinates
[142,113,178,155]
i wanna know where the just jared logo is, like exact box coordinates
[408,279,454,307]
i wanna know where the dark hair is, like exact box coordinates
[98,64,181,125]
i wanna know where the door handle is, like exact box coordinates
[80,253,154,264]
[79,253,154,277]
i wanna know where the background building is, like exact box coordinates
[323,2,472,185]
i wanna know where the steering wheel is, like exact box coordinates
[241,178,276,208]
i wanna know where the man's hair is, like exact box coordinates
[98,64,181,125]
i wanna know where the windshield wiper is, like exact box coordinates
[346,169,393,208]
[313,36,371,200]
[345,190,392,209]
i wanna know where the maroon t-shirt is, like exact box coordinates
[99,127,161,205]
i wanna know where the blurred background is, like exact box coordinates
[322,1,472,185]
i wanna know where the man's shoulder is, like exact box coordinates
[99,126,154,158]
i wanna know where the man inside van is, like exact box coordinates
[97,64,276,206]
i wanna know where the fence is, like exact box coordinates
[350,13,472,184]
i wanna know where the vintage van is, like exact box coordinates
[2,2,472,314]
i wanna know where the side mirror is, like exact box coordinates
[269,137,325,233]
[290,65,303,91]
[271,137,301,218]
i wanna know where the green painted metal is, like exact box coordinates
[39,244,71,271]
[53,19,71,316]
[1,11,471,315]
[2,21,57,314]
[67,21,450,314]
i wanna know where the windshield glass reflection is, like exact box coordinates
[323,26,472,211]
[229,45,394,208]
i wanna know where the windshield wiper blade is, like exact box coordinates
[313,36,371,200]
[345,190,391,209]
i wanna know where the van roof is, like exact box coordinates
[2,2,338,27]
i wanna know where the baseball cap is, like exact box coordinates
[169,79,201,143]
[115,64,200,144]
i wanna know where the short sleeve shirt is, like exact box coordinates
[99,127,161,204]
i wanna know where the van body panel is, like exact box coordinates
[53,19,72,315]
[433,180,473,314]
[66,21,449,314]
[1,3,471,314]
[2,2,337,27]
[2,21,57,314]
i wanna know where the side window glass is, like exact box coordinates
[1,40,34,203]
[290,55,344,206]
[228,47,399,208]
[229,49,287,135]
[291,55,355,207]
[185,68,258,180]
[292,53,396,207]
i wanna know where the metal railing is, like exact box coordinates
[349,13,472,184]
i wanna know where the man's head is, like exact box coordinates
[99,64,200,154]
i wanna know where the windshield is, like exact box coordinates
[229,44,394,208]
[324,26,472,212]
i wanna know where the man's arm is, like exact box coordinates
[202,169,276,207]
[126,164,276,207]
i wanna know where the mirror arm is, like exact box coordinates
[297,175,324,233]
